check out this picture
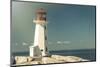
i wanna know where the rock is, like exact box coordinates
[41,57,65,64]
[15,56,34,64]
[14,55,88,65]
[27,57,34,62]
[51,55,68,61]
[30,61,41,64]
[51,55,88,62]
[15,56,28,64]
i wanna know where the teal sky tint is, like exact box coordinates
[11,1,96,52]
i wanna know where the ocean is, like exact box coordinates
[12,49,96,61]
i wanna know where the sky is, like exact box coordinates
[11,1,96,52]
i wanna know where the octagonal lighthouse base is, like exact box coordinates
[29,46,50,57]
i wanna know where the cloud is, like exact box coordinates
[22,42,28,46]
[57,41,71,44]
[63,41,71,44]
[57,41,62,44]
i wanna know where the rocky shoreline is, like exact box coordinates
[12,55,88,66]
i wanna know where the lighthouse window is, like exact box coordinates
[46,47,47,51]
[41,49,43,52]
[45,36,47,40]
[44,26,46,29]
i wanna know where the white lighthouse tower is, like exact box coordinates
[30,8,49,57]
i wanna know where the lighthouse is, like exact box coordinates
[29,8,49,57]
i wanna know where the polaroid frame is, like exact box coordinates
[11,0,96,67]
